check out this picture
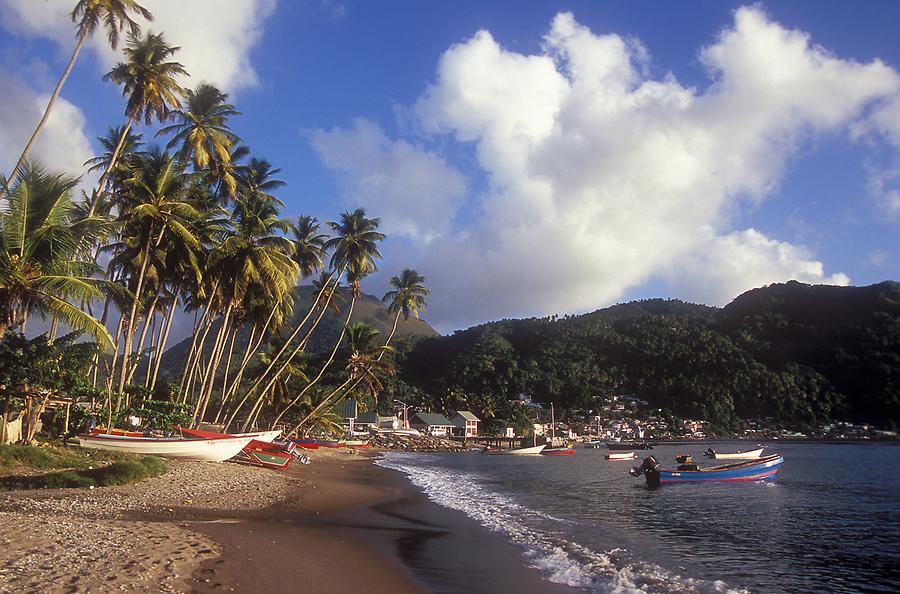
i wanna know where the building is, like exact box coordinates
[335,398,399,433]
[409,412,454,436]
[450,411,480,437]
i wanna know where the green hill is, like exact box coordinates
[395,281,900,430]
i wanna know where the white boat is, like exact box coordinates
[605,451,636,461]
[78,433,254,462]
[504,444,546,455]
[704,446,764,460]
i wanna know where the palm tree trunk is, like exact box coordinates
[198,316,236,424]
[217,302,278,422]
[143,311,159,387]
[89,117,135,217]
[214,324,256,423]
[149,294,178,390]
[127,295,158,385]
[282,309,402,433]
[193,303,234,425]
[2,30,89,197]
[264,294,357,431]
[227,273,337,420]
[178,282,219,398]
[118,234,155,394]
[224,280,338,431]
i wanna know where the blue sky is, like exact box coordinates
[1,0,898,334]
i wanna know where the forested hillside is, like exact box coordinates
[390,281,900,431]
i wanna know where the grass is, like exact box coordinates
[0,443,168,490]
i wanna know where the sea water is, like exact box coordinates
[377,442,900,593]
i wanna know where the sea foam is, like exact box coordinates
[377,453,747,594]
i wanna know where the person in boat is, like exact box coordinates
[705,447,716,457]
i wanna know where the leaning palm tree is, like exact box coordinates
[382,268,428,345]
[267,210,384,430]
[3,0,153,196]
[157,83,241,195]
[0,164,115,347]
[91,31,188,216]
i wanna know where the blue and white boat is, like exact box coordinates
[630,454,783,488]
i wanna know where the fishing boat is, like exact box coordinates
[675,453,693,464]
[542,445,576,455]
[289,438,320,450]
[582,440,605,449]
[502,444,547,455]
[703,445,764,459]
[605,451,636,461]
[231,439,295,469]
[342,439,371,448]
[630,454,784,488]
[78,432,253,462]
[177,427,282,443]
[607,441,653,450]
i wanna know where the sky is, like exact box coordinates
[1,0,899,336]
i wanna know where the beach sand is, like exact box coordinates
[1,448,582,593]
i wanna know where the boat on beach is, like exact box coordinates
[78,432,254,462]
[630,454,784,487]
[605,451,636,461]
[703,445,764,459]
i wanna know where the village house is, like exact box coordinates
[450,410,480,437]
[409,412,454,437]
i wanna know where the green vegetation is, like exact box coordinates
[0,455,166,490]
[390,281,899,433]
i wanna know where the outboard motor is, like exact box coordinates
[630,455,661,488]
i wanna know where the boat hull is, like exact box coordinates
[605,452,636,460]
[78,434,253,462]
[607,442,653,450]
[504,444,546,455]
[543,448,576,455]
[705,447,764,459]
[645,454,784,487]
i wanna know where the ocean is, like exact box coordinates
[377,441,900,594]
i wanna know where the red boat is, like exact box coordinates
[179,427,295,469]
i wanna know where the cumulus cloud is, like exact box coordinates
[393,6,898,328]
[310,119,467,241]
[0,0,276,92]
[666,228,850,306]
[0,69,95,186]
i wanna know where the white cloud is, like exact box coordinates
[665,228,850,306]
[397,7,898,328]
[310,118,467,242]
[0,0,277,92]
[0,69,95,187]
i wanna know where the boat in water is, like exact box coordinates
[703,445,764,459]
[78,432,253,462]
[542,445,576,455]
[630,454,784,488]
[605,451,636,461]
[582,440,605,449]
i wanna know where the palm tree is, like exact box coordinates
[114,148,201,394]
[92,31,187,216]
[0,164,114,347]
[382,268,428,345]
[291,215,327,278]
[266,210,384,430]
[3,0,152,196]
[157,83,241,195]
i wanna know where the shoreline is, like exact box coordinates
[2,448,583,593]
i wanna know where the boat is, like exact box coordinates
[607,441,653,450]
[542,445,576,455]
[288,438,320,450]
[231,439,295,469]
[582,440,605,449]
[630,454,784,488]
[542,405,576,455]
[703,446,764,459]
[502,444,547,455]
[675,453,693,464]
[342,439,371,448]
[78,432,253,462]
[605,451,636,461]
[177,427,282,443]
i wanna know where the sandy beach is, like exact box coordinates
[1,448,581,593]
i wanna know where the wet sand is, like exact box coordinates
[188,450,582,593]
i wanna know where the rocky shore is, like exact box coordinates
[367,433,468,452]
